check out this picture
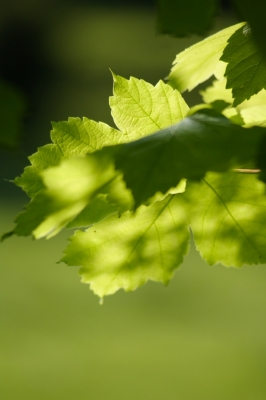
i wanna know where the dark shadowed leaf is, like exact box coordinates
[221,24,266,106]
[115,109,265,207]
[232,0,266,58]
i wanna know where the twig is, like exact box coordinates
[233,168,261,174]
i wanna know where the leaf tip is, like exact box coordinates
[1,230,15,242]
[109,69,118,82]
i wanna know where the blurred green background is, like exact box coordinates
[1,1,266,399]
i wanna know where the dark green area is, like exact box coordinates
[221,24,266,106]
[115,110,265,207]
[156,0,218,36]
[0,80,25,149]
[232,0,266,58]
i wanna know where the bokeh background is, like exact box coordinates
[1,1,266,399]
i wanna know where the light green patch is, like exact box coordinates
[110,73,189,138]
[184,172,266,266]
[167,22,244,92]
[200,78,233,105]
[14,155,117,239]
[62,194,189,297]
[15,117,122,198]
[240,105,266,127]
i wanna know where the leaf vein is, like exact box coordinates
[203,178,261,257]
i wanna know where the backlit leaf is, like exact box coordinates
[15,118,122,198]
[110,73,189,137]
[184,172,266,266]
[167,23,244,92]
[66,195,117,229]
[13,154,117,239]
[62,194,189,298]
[200,78,233,105]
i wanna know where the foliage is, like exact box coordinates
[221,24,266,106]
[4,15,266,298]
[167,22,244,92]
[230,0,266,58]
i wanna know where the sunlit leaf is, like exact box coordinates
[184,172,266,266]
[110,73,189,137]
[200,78,233,105]
[15,118,122,198]
[201,79,266,126]
[240,105,266,127]
[16,74,189,200]
[5,25,266,300]
[13,154,117,239]
[167,23,244,92]
[66,195,117,229]
[62,194,189,298]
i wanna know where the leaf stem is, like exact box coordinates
[233,168,261,174]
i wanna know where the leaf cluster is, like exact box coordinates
[4,21,266,298]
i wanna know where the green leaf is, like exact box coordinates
[11,73,190,240]
[221,24,266,106]
[16,74,188,199]
[66,195,117,229]
[199,78,244,123]
[13,154,117,239]
[115,110,264,208]
[201,79,266,126]
[15,145,63,198]
[110,73,189,137]
[183,172,266,266]
[238,89,266,109]
[0,80,26,149]
[167,23,244,92]
[240,105,266,127]
[155,0,217,37]
[104,174,135,214]
[236,90,266,127]
[15,117,122,198]
[200,78,233,105]
[62,194,190,298]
